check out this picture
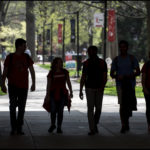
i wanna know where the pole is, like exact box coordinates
[77,11,79,78]
[103,0,107,60]
[50,20,53,62]
[62,18,65,62]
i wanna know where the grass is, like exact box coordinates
[0,87,6,96]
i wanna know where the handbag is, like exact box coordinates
[42,96,51,113]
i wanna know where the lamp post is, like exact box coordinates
[91,0,107,60]
[50,19,53,62]
[67,11,80,78]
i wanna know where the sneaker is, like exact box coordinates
[88,130,95,136]
[48,125,56,133]
[125,125,130,132]
[17,130,25,135]
[10,130,16,136]
[120,126,126,134]
[57,128,63,134]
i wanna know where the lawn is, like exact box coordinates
[38,63,145,98]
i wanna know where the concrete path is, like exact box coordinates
[0,64,149,149]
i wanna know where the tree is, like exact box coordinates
[26,1,35,61]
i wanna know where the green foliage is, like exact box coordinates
[0,87,6,96]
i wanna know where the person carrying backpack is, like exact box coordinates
[141,51,150,133]
[79,45,107,135]
[1,38,36,135]
[110,40,140,134]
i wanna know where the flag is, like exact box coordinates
[58,24,62,43]
[70,19,75,43]
[108,9,116,42]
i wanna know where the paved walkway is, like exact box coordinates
[0,64,149,149]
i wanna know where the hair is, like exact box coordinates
[15,38,26,49]
[119,40,129,48]
[87,45,98,54]
[51,57,63,71]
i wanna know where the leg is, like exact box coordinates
[8,85,18,134]
[48,97,57,133]
[94,90,103,133]
[144,93,150,131]
[17,88,28,134]
[85,88,95,135]
[57,99,65,133]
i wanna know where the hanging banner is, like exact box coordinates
[58,24,62,43]
[94,13,104,27]
[108,9,116,42]
[46,29,50,45]
[70,19,75,43]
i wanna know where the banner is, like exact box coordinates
[46,29,50,45]
[70,19,75,43]
[58,24,62,43]
[94,13,104,27]
[108,9,116,42]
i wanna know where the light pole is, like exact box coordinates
[67,11,80,78]
[50,20,53,62]
[91,0,107,60]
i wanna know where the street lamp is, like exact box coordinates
[67,11,80,78]
[91,0,107,60]
[47,20,53,63]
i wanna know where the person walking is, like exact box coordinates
[141,51,150,133]
[79,45,107,135]
[45,57,73,134]
[110,40,140,134]
[1,38,36,135]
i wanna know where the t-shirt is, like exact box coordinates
[4,53,34,89]
[111,54,139,87]
[47,69,69,100]
[82,56,107,89]
[141,61,150,89]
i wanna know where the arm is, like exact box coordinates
[142,72,149,94]
[79,73,86,100]
[1,66,8,93]
[29,65,35,91]
[66,73,73,98]
[46,76,52,98]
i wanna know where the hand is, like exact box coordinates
[1,84,7,93]
[79,91,83,100]
[70,92,73,98]
[143,88,149,95]
[30,83,35,92]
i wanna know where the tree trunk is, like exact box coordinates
[146,1,150,56]
[26,1,36,61]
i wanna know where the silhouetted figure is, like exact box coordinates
[141,51,150,133]
[110,40,140,134]
[1,38,36,135]
[0,60,2,87]
[45,57,73,134]
[79,45,107,135]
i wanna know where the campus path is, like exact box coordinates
[0,64,149,149]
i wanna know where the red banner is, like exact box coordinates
[58,24,62,43]
[108,9,116,42]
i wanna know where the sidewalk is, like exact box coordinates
[0,64,149,149]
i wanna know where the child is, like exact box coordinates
[45,57,73,133]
